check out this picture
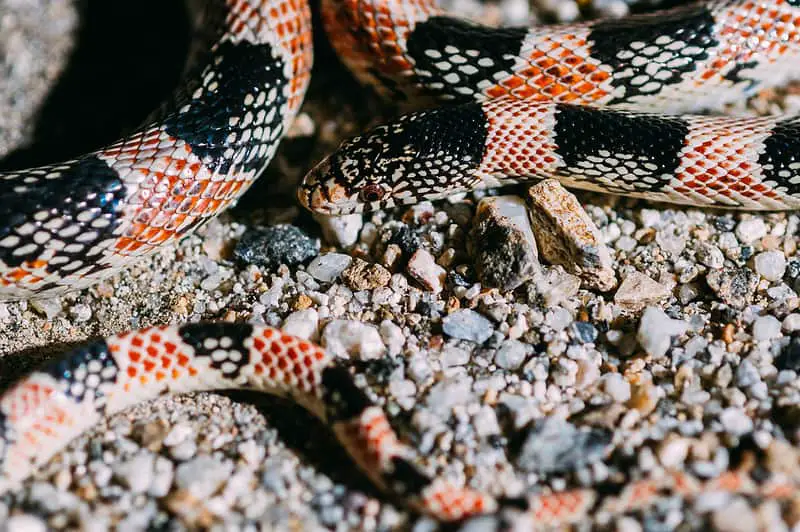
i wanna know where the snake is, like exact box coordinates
[1,0,800,528]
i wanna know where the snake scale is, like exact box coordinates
[1,0,800,527]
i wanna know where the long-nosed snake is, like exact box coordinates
[2,0,800,528]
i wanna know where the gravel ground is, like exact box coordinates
[3,0,800,530]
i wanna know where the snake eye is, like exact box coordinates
[359,184,385,203]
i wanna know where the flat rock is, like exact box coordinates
[470,195,540,291]
[527,180,615,291]
[614,272,670,312]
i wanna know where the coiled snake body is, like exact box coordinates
[1,0,800,527]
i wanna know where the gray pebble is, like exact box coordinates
[175,456,233,499]
[515,418,610,474]
[306,253,352,282]
[696,243,724,269]
[494,339,528,370]
[442,309,494,343]
[113,451,155,494]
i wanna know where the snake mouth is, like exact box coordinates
[298,156,361,215]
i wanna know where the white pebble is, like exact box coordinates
[389,379,416,398]
[752,315,781,342]
[711,498,757,532]
[602,373,631,403]
[380,320,405,355]
[494,339,527,370]
[753,251,786,282]
[5,515,47,532]
[657,437,690,468]
[735,218,767,244]
[441,346,470,367]
[407,249,446,294]
[314,213,363,247]
[163,424,193,447]
[782,313,800,333]
[720,407,753,436]
[281,309,319,340]
[637,307,689,357]
[322,320,386,360]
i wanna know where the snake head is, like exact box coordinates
[298,105,487,215]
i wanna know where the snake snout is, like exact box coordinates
[299,156,355,215]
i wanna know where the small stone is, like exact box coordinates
[720,407,753,436]
[426,378,471,414]
[139,420,170,451]
[614,272,670,312]
[69,303,92,323]
[515,418,610,474]
[735,218,767,244]
[628,380,661,415]
[234,225,319,269]
[494,339,528,370]
[113,451,155,494]
[711,499,757,532]
[782,313,800,333]
[696,243,725,269]
[163,424,193,447]
[306,253,352,282]
[322,320,386,360]
[545,307,573,331]
[442,309,494,344]
[527,180,615,290]
[441,346,471,367]
[658,436,690,468]
[389,379,416,398]
[314,213,363,247]
[735,359,760,388]
[637,307,689,357]
[381,244,403,271]
[30,297,62,320]
[706,267,759,309]
[407,249,446,293]
[571,321,598,344]
[281,309,319,340]
[5,515,47,532]
[342,258,391,290]
[473,406,500,437]
[754,251,786,282]
[775,332,800,371]
[470,195,540,291]
[148,457,174,498]
[603,373,631,403]
[380,320,405,355]
[752,315,781,341]
[175,456,233,499]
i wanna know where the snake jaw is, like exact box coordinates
[299,156,362,215]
